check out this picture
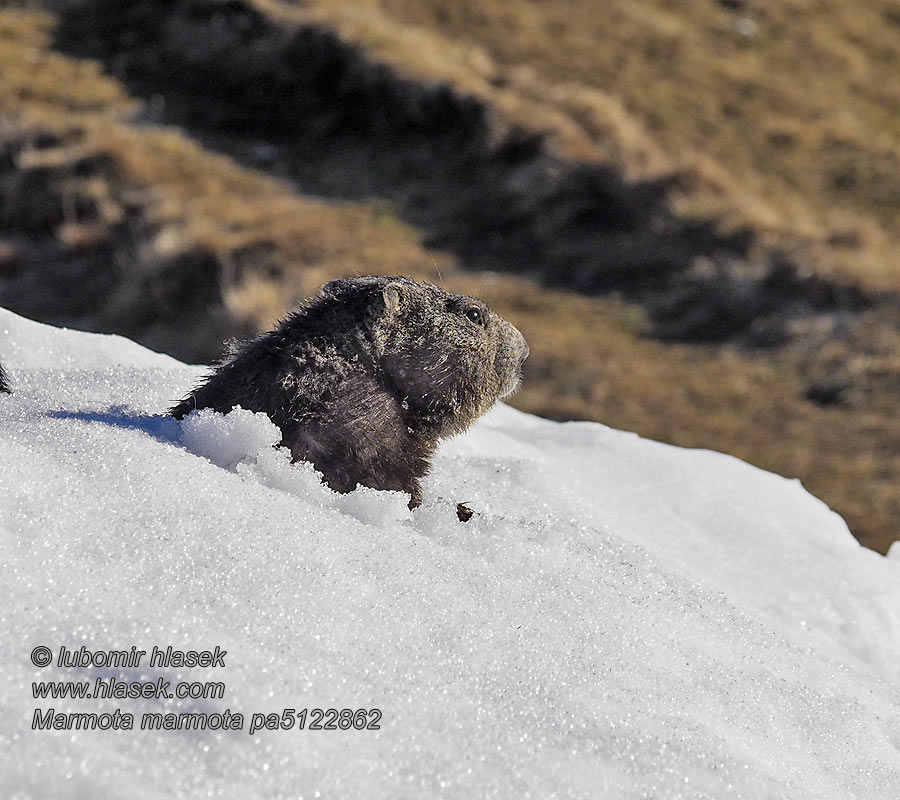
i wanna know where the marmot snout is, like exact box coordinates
[170,276,528,507]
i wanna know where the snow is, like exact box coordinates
[1,305,899,799]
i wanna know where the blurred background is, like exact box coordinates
[0,0,898,552]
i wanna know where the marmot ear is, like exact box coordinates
[366,280,407,332]
[381,281,406,317]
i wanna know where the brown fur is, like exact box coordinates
[170,276,528,506]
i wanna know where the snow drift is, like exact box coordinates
[1,306,899,799]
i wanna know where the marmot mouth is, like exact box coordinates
[499,372,523,400]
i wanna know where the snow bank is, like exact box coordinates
[1,306,899,799]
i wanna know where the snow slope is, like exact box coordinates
[1,306,899,799]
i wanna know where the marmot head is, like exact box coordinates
[323,276,529,436]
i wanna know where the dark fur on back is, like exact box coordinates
[0,362,9,394]
[170,276,528,506]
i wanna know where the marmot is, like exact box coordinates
[0,362,9,394]
[170,276,528,507]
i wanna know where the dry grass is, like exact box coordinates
[0,9,446,332]
[285,0,900,290]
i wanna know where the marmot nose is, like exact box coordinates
[516,328,529,363]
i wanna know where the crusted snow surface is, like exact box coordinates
[1,305,899,799]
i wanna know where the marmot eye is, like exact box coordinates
[465,308,483,325]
